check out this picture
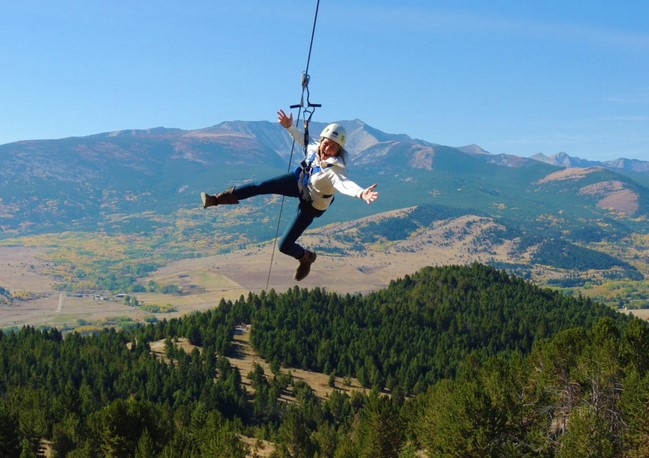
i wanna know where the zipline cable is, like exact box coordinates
[265,0,322,291]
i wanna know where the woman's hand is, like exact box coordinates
[277,109,293,129]
[361,184,379,204]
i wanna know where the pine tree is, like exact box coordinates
[0,404,21,458]
[356,393,404,458]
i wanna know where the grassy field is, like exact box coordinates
[0,216,512,328]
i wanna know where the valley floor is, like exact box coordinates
[1,214,646,329]
[0,227,469,329]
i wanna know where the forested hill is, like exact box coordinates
[2,264,647,457]
[245,263,622,391]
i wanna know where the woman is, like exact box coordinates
[201,109,379,281]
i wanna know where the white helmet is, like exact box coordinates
[320,123,347,148]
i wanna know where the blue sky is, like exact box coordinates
[2,1,648,161]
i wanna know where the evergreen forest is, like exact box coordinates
[2,264,649,457]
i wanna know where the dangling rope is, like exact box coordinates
[265,0,322,291]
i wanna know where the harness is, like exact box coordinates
[295,151,333,202]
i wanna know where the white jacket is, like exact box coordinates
[287,125,365,211]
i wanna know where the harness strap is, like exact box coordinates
[297,151,333,201]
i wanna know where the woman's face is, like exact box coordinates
[320,138,340,159]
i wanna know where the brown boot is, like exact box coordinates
[294,250,317,281]
[201,187,239,209]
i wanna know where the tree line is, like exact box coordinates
[245,264,624,392]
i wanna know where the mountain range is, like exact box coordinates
[1,120,648,303]
[532,150,649,174]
